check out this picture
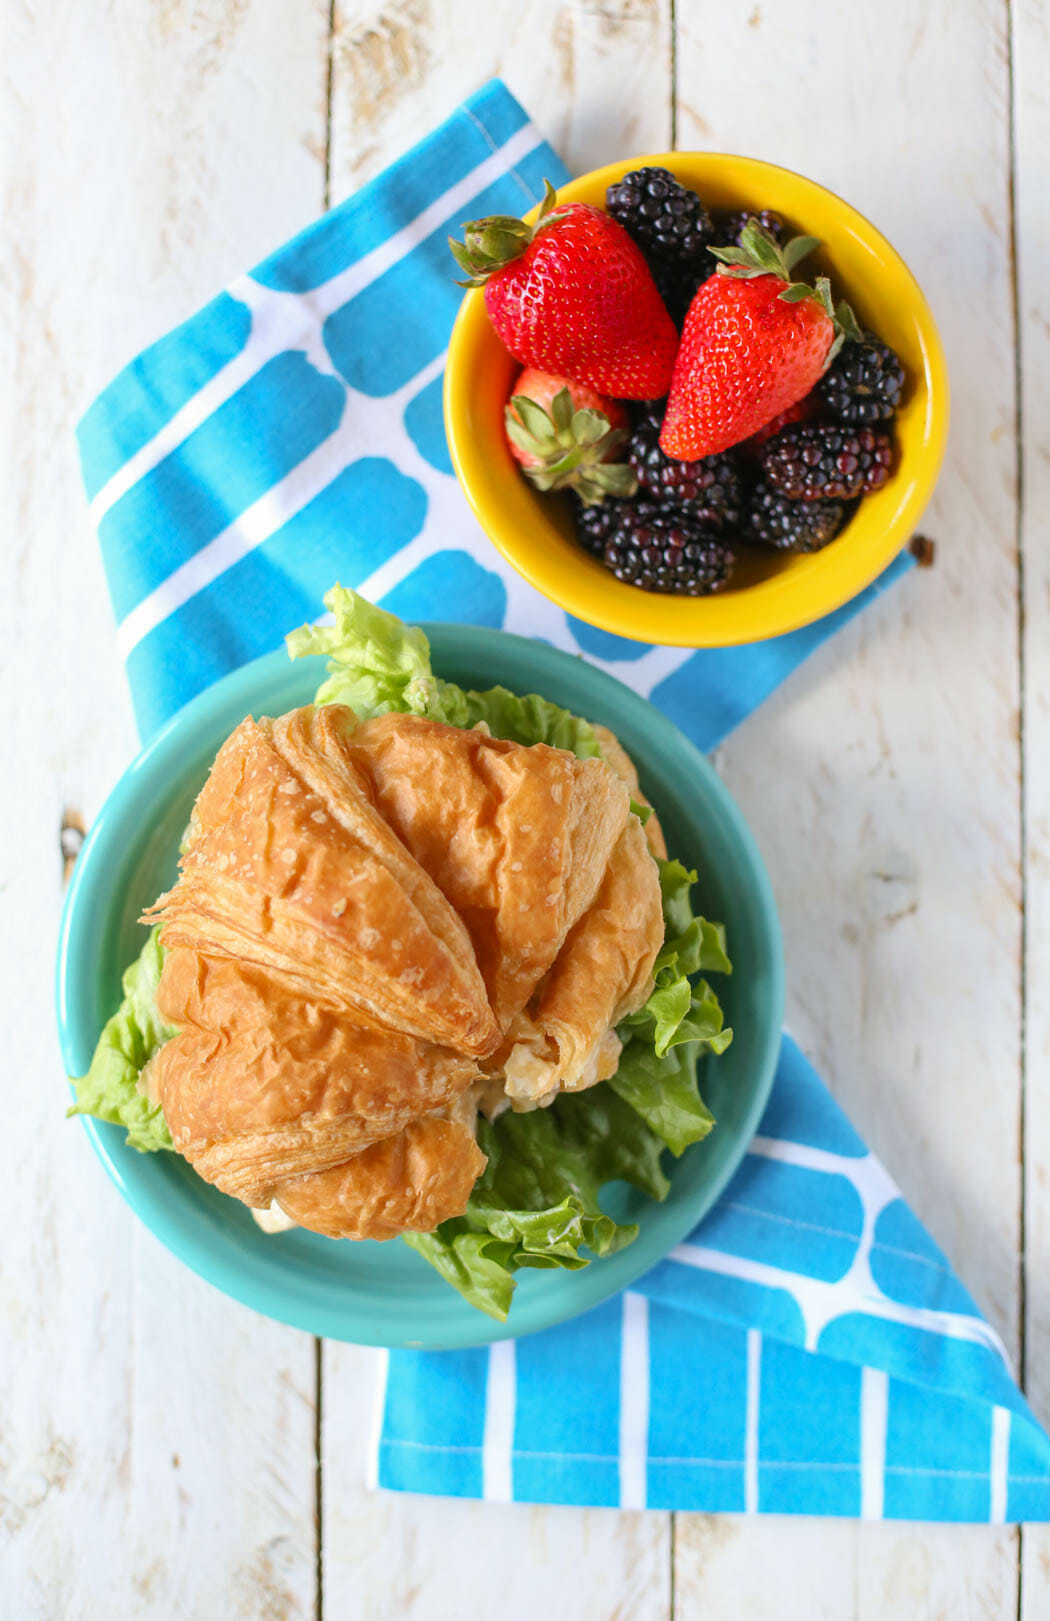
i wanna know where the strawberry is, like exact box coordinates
[450,181,678,400]
[660,221,860,460]
[507,368,629,443]
[504,369,636,506]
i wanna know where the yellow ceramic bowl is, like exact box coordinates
[444,152,948,647]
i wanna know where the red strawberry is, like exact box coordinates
[504,369,635,506]
[450,181,677,400]
[660,222,860,459]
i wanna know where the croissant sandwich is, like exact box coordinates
[71,589,733,1319]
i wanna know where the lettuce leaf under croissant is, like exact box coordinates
[67,926,175,1152]
[70,587,732,1320]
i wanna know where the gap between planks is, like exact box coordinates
[323,0,336,213]
[1005,0,1028,1611]
[669,0,678,151]
[315,1335,324,1621]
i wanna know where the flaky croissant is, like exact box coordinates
[143,703,663,1241]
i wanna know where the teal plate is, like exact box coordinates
[55,627,784,1349]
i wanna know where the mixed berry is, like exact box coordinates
[606,166,715,262]
[576,497,734,596]
[762,422,893,502]
[626,408,745,528]
[450,166,906,597]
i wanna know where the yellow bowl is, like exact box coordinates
[444,152,948,647]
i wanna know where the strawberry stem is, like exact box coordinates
[449,179,567,288]
[506,387,637,506]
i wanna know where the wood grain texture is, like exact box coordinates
[1014,0,1050,1609]
[0,3,328,1616]
[674,1517,1019,1620]
[674,0,1023,1611]
[328,0,673,199]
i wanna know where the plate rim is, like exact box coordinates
[55,627,785,1347]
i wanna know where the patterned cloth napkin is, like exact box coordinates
[77,79,1050,1521]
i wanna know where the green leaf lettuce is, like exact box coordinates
[67,926,175,1153]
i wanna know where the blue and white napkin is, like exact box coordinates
[77,79,1050,1521]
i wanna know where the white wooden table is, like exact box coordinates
[4,2,1048,1614]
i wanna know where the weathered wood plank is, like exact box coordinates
[323,6,675,1616]
[674,0,1022,1610]
[674,1517,1019,1620]
[1014,0,1050,1610]
[0,3,329,1615]
[328,0,674,198]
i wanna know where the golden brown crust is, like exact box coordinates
[274,1117,486,1240]
[348,713,631,1028]
[144,704,665,1240]
[146,707,499,1057]
[150,947,479,1206]
[590,722,668,860]
[497,816,664,1107]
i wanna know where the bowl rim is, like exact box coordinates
[55,627,785,1347]
[444,149,950,648]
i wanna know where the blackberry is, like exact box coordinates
[744,481,849,553]
[606,167,714,262]
[716,208,786,247]
[574,497,622,556]
[820,336,905,424]
[762,423,893,501]
[626,409,745,527]
[652,258,711,327]
[575,498,734,595]
[654,211,788,325]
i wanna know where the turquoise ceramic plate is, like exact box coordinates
[56,627,784,1348]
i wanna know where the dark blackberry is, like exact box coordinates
[574,497,622,556]
[762,423,893,501]
[714,209,786,247]
[593,501,734,595]
[744,481,849,553]
[606,167,714,262]
[655,212,788,326]
[627,409,745,527]
[575,497,733,593]
[820,336,905,424]
[652,258,712,327]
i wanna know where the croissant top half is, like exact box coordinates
[143,703,663,1241]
